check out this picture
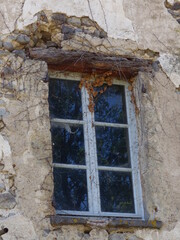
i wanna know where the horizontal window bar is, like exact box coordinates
[94,121,128,128]
[53,163,87,170]
[98,166,132,172]
[53,164,131,172]
[49,71,82,81]
[49,71,129,86]
[51,119,128,128]
[56,210,141,218]
[51,118,84,125]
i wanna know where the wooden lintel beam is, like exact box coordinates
[29,47,153,79]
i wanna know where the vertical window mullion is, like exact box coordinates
[81,86,93,213]
[83,87,101,214]
[125,86,144,218]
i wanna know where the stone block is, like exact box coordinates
[0,192,16,209]
[0,50,9,56]
[0,120,5,130]
[61,25,75,34]
[16,34,30,44]
[0,183,5,192]
[100,30,107,38]
[46,41,58,48]
[35,11,48,23]
[0,108,6,116]
[94,29,100,37]
[0,163,4,170]
[89,229,108,240]
[52,13,67,24]
[3,42,14,51]
[81,17,95,27]
[172,2,180,10]
[109,234,125,240]
[67,17,81,27]
[51,33,64,45]
[128,236,143,240]
[2,66,14,76]
[13,50,26,59]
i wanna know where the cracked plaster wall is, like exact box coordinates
[0,50,179,240]
[0,0,180,88]
[0,1,180,240]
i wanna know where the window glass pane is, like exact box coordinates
[54,168,88,211]
[94,85,127,123]
[51,124,85,165]
[96,127,130,167]
[99,171,135,213]
[49,79,82,119]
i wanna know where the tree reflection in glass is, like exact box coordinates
[49,79,82,119]
[51,124,85,165]
[96,127,130,167]
[54,168,88,211]
[94,85,127,123]
[99,171,135,213]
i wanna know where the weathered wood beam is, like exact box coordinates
[29,47,153,79]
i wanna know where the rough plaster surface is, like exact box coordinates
[0,52,179,239]
[0,0,180,239]
[0,55,54,239]
[0,0,179,87]
[16,0,136,41]
[123,0,180,53]
[0,0,24,34]
[133,70,180,239]
[158,53,180,88]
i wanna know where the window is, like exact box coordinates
[49,72,143,218]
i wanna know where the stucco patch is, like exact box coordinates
[0,135,14,174]
[158,53,180,89]
[0,214,37,240]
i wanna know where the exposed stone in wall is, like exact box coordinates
[0,53,54,239]
[0,46,179,239]
[133,69,180,239]
[165,0,180,23]
[0,9,179,89]
[1,214,38,239]
[0,3,179,239]
[0,9,179,90]
[0,10,157,61]
[0,192,16,209]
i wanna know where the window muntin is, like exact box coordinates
[49,72,143,218]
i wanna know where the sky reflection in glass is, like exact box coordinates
[49,79,82,119]
[51,124,85,165]
[54,168,88,211]
[99,171,135,213]
[96,127,130,167]
[94,85,127,123]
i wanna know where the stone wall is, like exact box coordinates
[0,1,180,239]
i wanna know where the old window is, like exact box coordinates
[49,72,143,218]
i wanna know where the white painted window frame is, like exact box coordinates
[49,71,144,219]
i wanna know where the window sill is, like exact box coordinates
[50,215,162,230]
